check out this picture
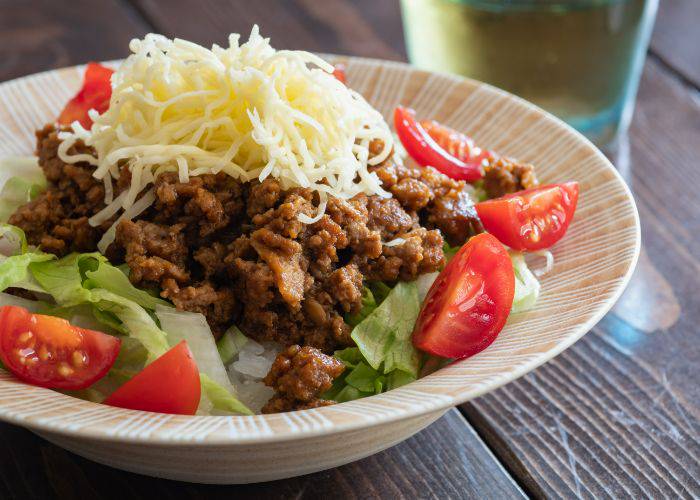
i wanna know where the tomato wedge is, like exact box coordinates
[476,182,579,251]
[0,306,120,390]
[57,62,114,129]
[104,341,200,415]
[420,119,494,170]
[394,106,484,182]
[332,64,347,84]
[412,233,514,359]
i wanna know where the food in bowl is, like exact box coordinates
[0,27,578,416]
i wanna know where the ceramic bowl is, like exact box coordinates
[0,56,640,484]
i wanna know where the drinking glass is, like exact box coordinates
[400,0,659,147]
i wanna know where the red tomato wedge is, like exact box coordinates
[412,233,514,359]
[332,64,347,84]
[420,119,494,170]
[394,106,484,182]
[104,341,200,415]
[476,182,579,251]
[0,306,120,390]
[57,62,114,129]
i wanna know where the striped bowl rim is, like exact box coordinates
[0,55,640,445]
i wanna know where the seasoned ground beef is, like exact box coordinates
[370,158,483,246]
[8,125,108,255]
[261,345,345,413]
[483,157,538,199]
[10,125,483,350]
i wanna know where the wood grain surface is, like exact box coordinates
[650,0,700,87]
[0,409,524,499]
[0,0,697,498]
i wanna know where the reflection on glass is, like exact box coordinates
[400,0,658,147]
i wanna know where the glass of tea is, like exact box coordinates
[400,0,659,148]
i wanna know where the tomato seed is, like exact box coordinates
[72,351,86,368]
[38,345,50,361]
[18,331,33,344]
[57,362,73,377]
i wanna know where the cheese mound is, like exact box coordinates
[57,26,393,252]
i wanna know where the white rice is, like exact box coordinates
[227,338,282,414]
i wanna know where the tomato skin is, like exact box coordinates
[57,62,114,129]
[0,306,120,390]
[104,341,200,415]
[394,106,484,182]
[476,182,579,251]
[420,119,495,169]
[332,64,347,84]
[412,233,514,359]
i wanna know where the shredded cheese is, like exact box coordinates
[57,26,393,250]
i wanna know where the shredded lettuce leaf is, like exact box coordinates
[345,287,377,327]
[0,224,54,292]
[155,306,252,415]
[344,282,396,327]
[155,305,229,389]
[0,157,46,223]
[511,251,541,313]
[200,374,253,416]
[85,262,169,310]
[330,279,425,402]
[350,281,422,377]
[29,253,102,305]
[324,346,415,402]
[217,325,249,365]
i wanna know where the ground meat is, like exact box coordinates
[9,128,486,354]
[116,220,190,284]
[261,345,345,413]
[8,125,107,255]
[371,159,483,246]
[160,280,237,337]
[483,157,538,199]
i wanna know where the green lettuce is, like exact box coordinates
[351,281,422,377]
[84,260,169,310]
[0,157,47,223]
[200,374,253,416]
[511,251,541,313]
[344,282,393,327]
[216,325,249,365]
[0,224,54,292]
[329,279,425,402]
[323,347,416,402]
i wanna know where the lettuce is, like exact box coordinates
[216,325,249,365]
[0,225,54,292]
[155,305,229,389]
[328,279,424,402]
[344,282,393,327]
[200,374,253,416]
[89,289,170,361]
[511,251,541,313]
[85,260,169,310]
[29,253,101,305]
[0,157,46,223]
[323,346,415,402]
[351,281,422,377]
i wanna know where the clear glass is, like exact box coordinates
[400,0,658,147]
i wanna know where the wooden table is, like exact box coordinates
[0,1,698,498]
